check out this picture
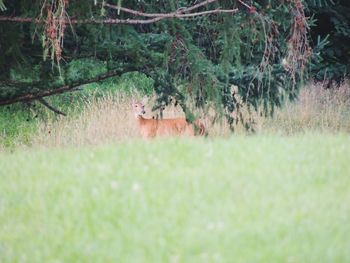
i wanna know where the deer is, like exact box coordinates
[132,102,206,139]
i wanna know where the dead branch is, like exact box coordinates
[0,7,237,25]
[0,16,35,23]
[38,98,67,116]
[103,0,219,17]
[0,0,237,26]
[0,15,161,24]
[237,0,257,13]
[237,0,252,9]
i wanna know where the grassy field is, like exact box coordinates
[1,135,350,262]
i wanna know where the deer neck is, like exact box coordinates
[136,115,147,124]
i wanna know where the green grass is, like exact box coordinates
[0,105,38,148]
[1,135,350,262]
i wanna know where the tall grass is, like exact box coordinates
[32,92,231,147]
[1,81,349,149]
[260,80,350,134]
[33,93,140,147]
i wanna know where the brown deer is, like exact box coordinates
[132,102,205,139]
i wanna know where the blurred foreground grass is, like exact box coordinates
[1,135,349,262]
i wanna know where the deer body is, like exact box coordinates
[133,102,205,139]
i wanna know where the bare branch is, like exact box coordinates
[0,7,237,25]
[0,16,35,23]
[237,0,257,13]
[0,15,164,24]
[38,98,67,116]
[172,9,238,18]
[103,0,219,17]
[0,0,237,26]
[179,0,219,13]
[237,0,252,9]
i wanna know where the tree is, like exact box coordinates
[307,0,350,84]
[0,0,312,129]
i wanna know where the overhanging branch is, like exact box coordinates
[0,0,238,25]
[0,8,237,25]
[0,70,125,106]
[103,0,219,17]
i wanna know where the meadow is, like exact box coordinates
[1,135,350,262]
[0,80,350,262]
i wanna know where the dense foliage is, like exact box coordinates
[0,0,348,128]
[308,0,350,84]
